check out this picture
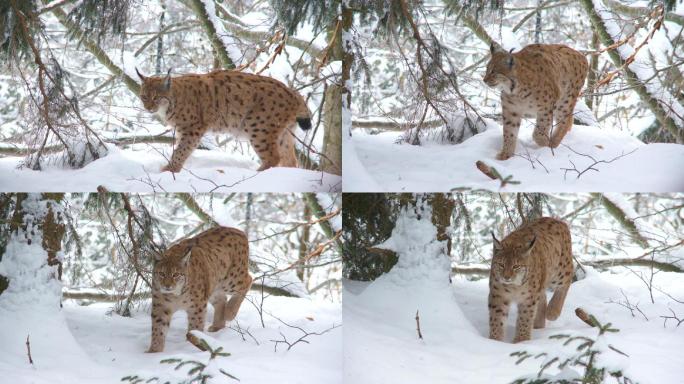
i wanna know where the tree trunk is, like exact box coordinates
[1,193,66,301]
[319,6,350,175]
[426,194,455,257]
[321,84,343,174]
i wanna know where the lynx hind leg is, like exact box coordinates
[534,292,547,329]
[252,135,280,171]
[276,125,298,168]
[546,284,570,321]
[208,292,228,332]
[225,274,252,322]
[549,98,576,148]
[488,290,510,341]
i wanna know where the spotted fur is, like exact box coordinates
[488,217,573,343]
[137,69,311,173]
[147,227,252,352]
[483,43,588,160]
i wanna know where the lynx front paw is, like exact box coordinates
[161,163,181,173]
[146,346,163,353]
[496,151,513,161]
[513,334,531,343]
[208,324,225,332]
[533,132,550,147]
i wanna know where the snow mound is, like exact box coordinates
[349,122,684,192]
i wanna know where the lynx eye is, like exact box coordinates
[141,95,149,102]
[172,272,181,278]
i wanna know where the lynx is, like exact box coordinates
[483,43,588,160]
[136,69,312,173]
[147,226,252,353]
[488,217,573,343]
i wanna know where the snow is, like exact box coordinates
[344,225,684,384]
[0,294,341,384]
[595,0,684,130]
[0,144,341,192]
[348,121,684,192]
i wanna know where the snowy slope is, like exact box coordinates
[344,267,684,384]
[348,122,684,192]
[0,144,341,192]
[0,294,341,384]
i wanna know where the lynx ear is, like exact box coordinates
[490,42,505,54]
[491,231,503,251]
[161,68,172,92]
[135,67,146,82]
[152,250,163,262]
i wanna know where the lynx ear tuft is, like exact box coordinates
[508,56,514,69]
[490,42,506,54]
[491,231,503,251]
[162,68,172,92]
[135,67,146,82]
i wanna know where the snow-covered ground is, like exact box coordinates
[346,122,684,192]
[0,294,341,384]
[0,144,341,192]
[343,209,684,384]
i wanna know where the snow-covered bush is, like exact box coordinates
[510,315,635,384]
[121,336,238,384]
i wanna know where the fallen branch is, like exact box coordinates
[0,134,175,156]
[473,161,521,188]
[450,257,683,277]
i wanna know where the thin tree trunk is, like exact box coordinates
[49,6,140,94]
[297,204,312,282]
[303,193,342,254]
[187,0,236,69]
[585,31,599,110]
[592,193,650,248]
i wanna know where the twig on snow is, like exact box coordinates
[415,310,423,340]
[26,335,34,365]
